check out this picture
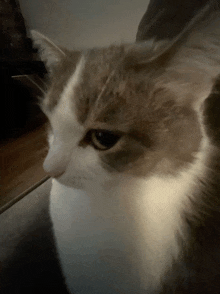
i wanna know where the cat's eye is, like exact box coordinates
[90,130,121,150]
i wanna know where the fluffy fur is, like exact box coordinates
[32,2,220,293]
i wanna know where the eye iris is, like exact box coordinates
[92,130,120,150]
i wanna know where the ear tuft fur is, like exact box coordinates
[30,30,66,73]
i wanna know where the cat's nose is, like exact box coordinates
[45,167,65,178]
[43,151,67,178]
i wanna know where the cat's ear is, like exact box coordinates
[126,2,216,67]
[31,30,66,73]
[127,2,220,110]
[164,1,220,111]
[123,39,171,69]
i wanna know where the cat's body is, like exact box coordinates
[31,2,220,293]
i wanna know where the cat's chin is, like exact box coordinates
[53,175,86,190]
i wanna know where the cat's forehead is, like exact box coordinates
[43,45,124,113]
[74,60,177,132]
[73,46,163,128]
[44,43,181,132]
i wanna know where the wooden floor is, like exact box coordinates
[1,124,48,209]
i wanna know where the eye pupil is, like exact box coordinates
[91,130,120,150]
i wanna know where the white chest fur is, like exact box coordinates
[50,180,146,294]
[49,160,203,294]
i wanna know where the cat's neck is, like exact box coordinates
[50,136,212,290]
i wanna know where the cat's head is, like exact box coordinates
[31,4,220,192]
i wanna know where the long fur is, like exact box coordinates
[31,2,220,293]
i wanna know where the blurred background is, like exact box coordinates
[19,0,150,49]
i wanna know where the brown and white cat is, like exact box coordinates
[31,2,220,293]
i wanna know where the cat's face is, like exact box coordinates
[31,10,220,192]
[40,45,202,192]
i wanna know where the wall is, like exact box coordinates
[19,0,150,49]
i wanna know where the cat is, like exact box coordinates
[31,2,220,293]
